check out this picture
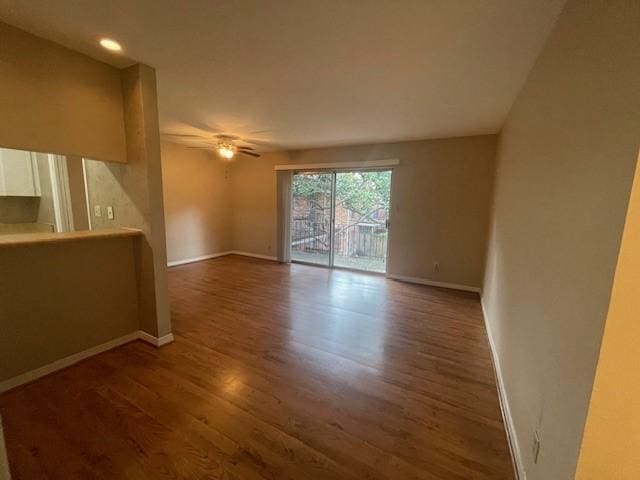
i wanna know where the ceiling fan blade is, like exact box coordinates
[237,146,255,151]
[214,134,240,141]
[239,151,261,158]
[179,120,225,133]
[165,133,212,138]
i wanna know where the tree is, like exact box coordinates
[292,171,391,222]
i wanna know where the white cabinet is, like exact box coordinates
[0,148,41,197]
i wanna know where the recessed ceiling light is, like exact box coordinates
[99,38,122,52]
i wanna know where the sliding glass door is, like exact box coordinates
[332,170,391,272]
[291,172,333,266]
[290,169,392,273]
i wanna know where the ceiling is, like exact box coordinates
[0,0,566,151]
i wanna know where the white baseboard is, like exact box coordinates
[481,298,525,480]
[0,331,139,393]
[167,250,277,267]
[386,273,481,293]
[138,331,175,347]
[229,251,278,261]
[167,251,233,267]
[0,330,175,394]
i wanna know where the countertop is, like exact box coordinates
[0,227,142,247]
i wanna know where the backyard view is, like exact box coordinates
[291,170,391,272]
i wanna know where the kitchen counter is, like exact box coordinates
[0,227,142,247]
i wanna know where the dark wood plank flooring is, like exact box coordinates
[0,255,513,479]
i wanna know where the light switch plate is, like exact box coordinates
[94,205,102,217]
[107,206,114,220]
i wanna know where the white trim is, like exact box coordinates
[386,273,481,293]
[0,331,139,393]
[81,158,93,230]
[0,330,176,394]
[57,156,74,231]
[274,159,400,171]
[0,153,5,195]
[167,251,233,267]
[48,155,74,232]
[29,152,41,196]
[481,298,525,480]
[48,155,64,232]
[138,331,175,347]
[167,251,279,267]
[229,251,278,261]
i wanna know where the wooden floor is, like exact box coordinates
[0,255,514,479]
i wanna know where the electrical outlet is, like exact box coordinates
[107,206,114,220]
[433,262,440,273]
[94,205,102,217]
[533,430,541,464]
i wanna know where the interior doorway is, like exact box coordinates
[290,169,392,273]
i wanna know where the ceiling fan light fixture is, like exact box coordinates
[217,143,235,159]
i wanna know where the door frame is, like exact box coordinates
[290,167,394,273]
[48,154,75,232]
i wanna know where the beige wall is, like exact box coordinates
[161,141,232,263]
[0,22,127,163]
[80,65,171,337]
[229,151,290,259]
[29,65,171,338]
[576,152,640,479]
[229,136,497,287]
[482,0,640,478]
[0,236,139,382]
[65,156,90,231]
[73,65,172,337]
[84,158,144,229]
[0,22,171,388]
[120,64,171,337]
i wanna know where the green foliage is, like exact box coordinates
[292,171,391,217]
[292,173,332,204]
[336,171,391,215]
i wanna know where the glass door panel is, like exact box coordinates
[333,170,392,272]
[290,172,333,266]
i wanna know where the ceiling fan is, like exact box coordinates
[212,138,260,160]
[166,132,262,160]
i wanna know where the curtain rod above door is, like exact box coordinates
[274,159,399,171]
